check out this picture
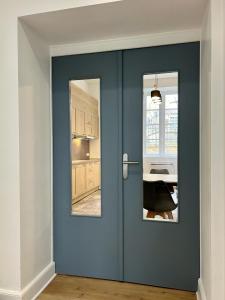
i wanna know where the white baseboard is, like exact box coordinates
[0,262,55,300]
[0,289,21,300]
[197,278,207,300]
[22,262,56,300]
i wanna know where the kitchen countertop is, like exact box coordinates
[72,159,100,165]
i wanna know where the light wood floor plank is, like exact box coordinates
[38,275,196,300]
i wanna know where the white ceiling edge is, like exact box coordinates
[19,0,123,17]
[50,28,201,57]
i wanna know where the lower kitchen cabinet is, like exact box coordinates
[72,161,100,204]
[74,164,86,198]
[71,166,76,199]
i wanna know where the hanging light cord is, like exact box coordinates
[154,74,158,89]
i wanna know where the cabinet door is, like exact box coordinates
[71,106,76,134]
[75,165,86,197]
[92,115,99,138]
[93,162,100,187]
[71,166,76,199]
[75,108,85,135]
[86,163,95,190]
[85,111,92,136]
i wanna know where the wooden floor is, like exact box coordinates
[38,275,196,300]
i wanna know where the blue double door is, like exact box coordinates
[53,43,199,291]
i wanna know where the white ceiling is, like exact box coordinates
[21,0,206,45]
[144,72,178,89]
[144,73,178,80]
[71,79,100,100]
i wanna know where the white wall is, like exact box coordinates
[199,1,225,300]
[210,0,225,299]
[0,8,21,295]
[199,3,212,299]
[18,21,52,289]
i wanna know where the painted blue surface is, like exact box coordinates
[123,43,200,291]
[53,43,199,291]
[52,51,123,280]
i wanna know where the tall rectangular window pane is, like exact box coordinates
[70,79,101,217]
[143,72,178,223]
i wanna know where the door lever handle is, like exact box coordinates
[123,153,140,179]
[123,161,139,164]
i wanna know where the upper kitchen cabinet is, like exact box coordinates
[92,114,99,138]
[75,107,85,136]
[70,83,99,138]
[85,111,92,136]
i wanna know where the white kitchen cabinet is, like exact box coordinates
[75,107,85,136]
[85,110,92,136]
[74,164,86,197]
[86,162,96,190]
[71,106,76,134]
[92,115,99,138]
[71,165,76,199]
[93,162,100,187]
[70,83,99,138]
[72,161,100,203]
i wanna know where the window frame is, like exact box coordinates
[143,86,178,158]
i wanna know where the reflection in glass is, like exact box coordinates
[70,79,101,216]
[143,72,178,222]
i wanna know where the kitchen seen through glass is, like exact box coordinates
[70,79,101,216]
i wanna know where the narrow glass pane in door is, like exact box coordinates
[143,72,178,222]
[70,79,101,217]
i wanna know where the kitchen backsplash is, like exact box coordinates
[72,139,90,160]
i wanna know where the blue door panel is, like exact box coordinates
[123,43,199,291]
[52,51,123,280]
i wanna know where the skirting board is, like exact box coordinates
[0,289,21,300]
[0,262,55,300]
[197,278,207,300]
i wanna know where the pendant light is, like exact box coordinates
[151,75,162,104]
